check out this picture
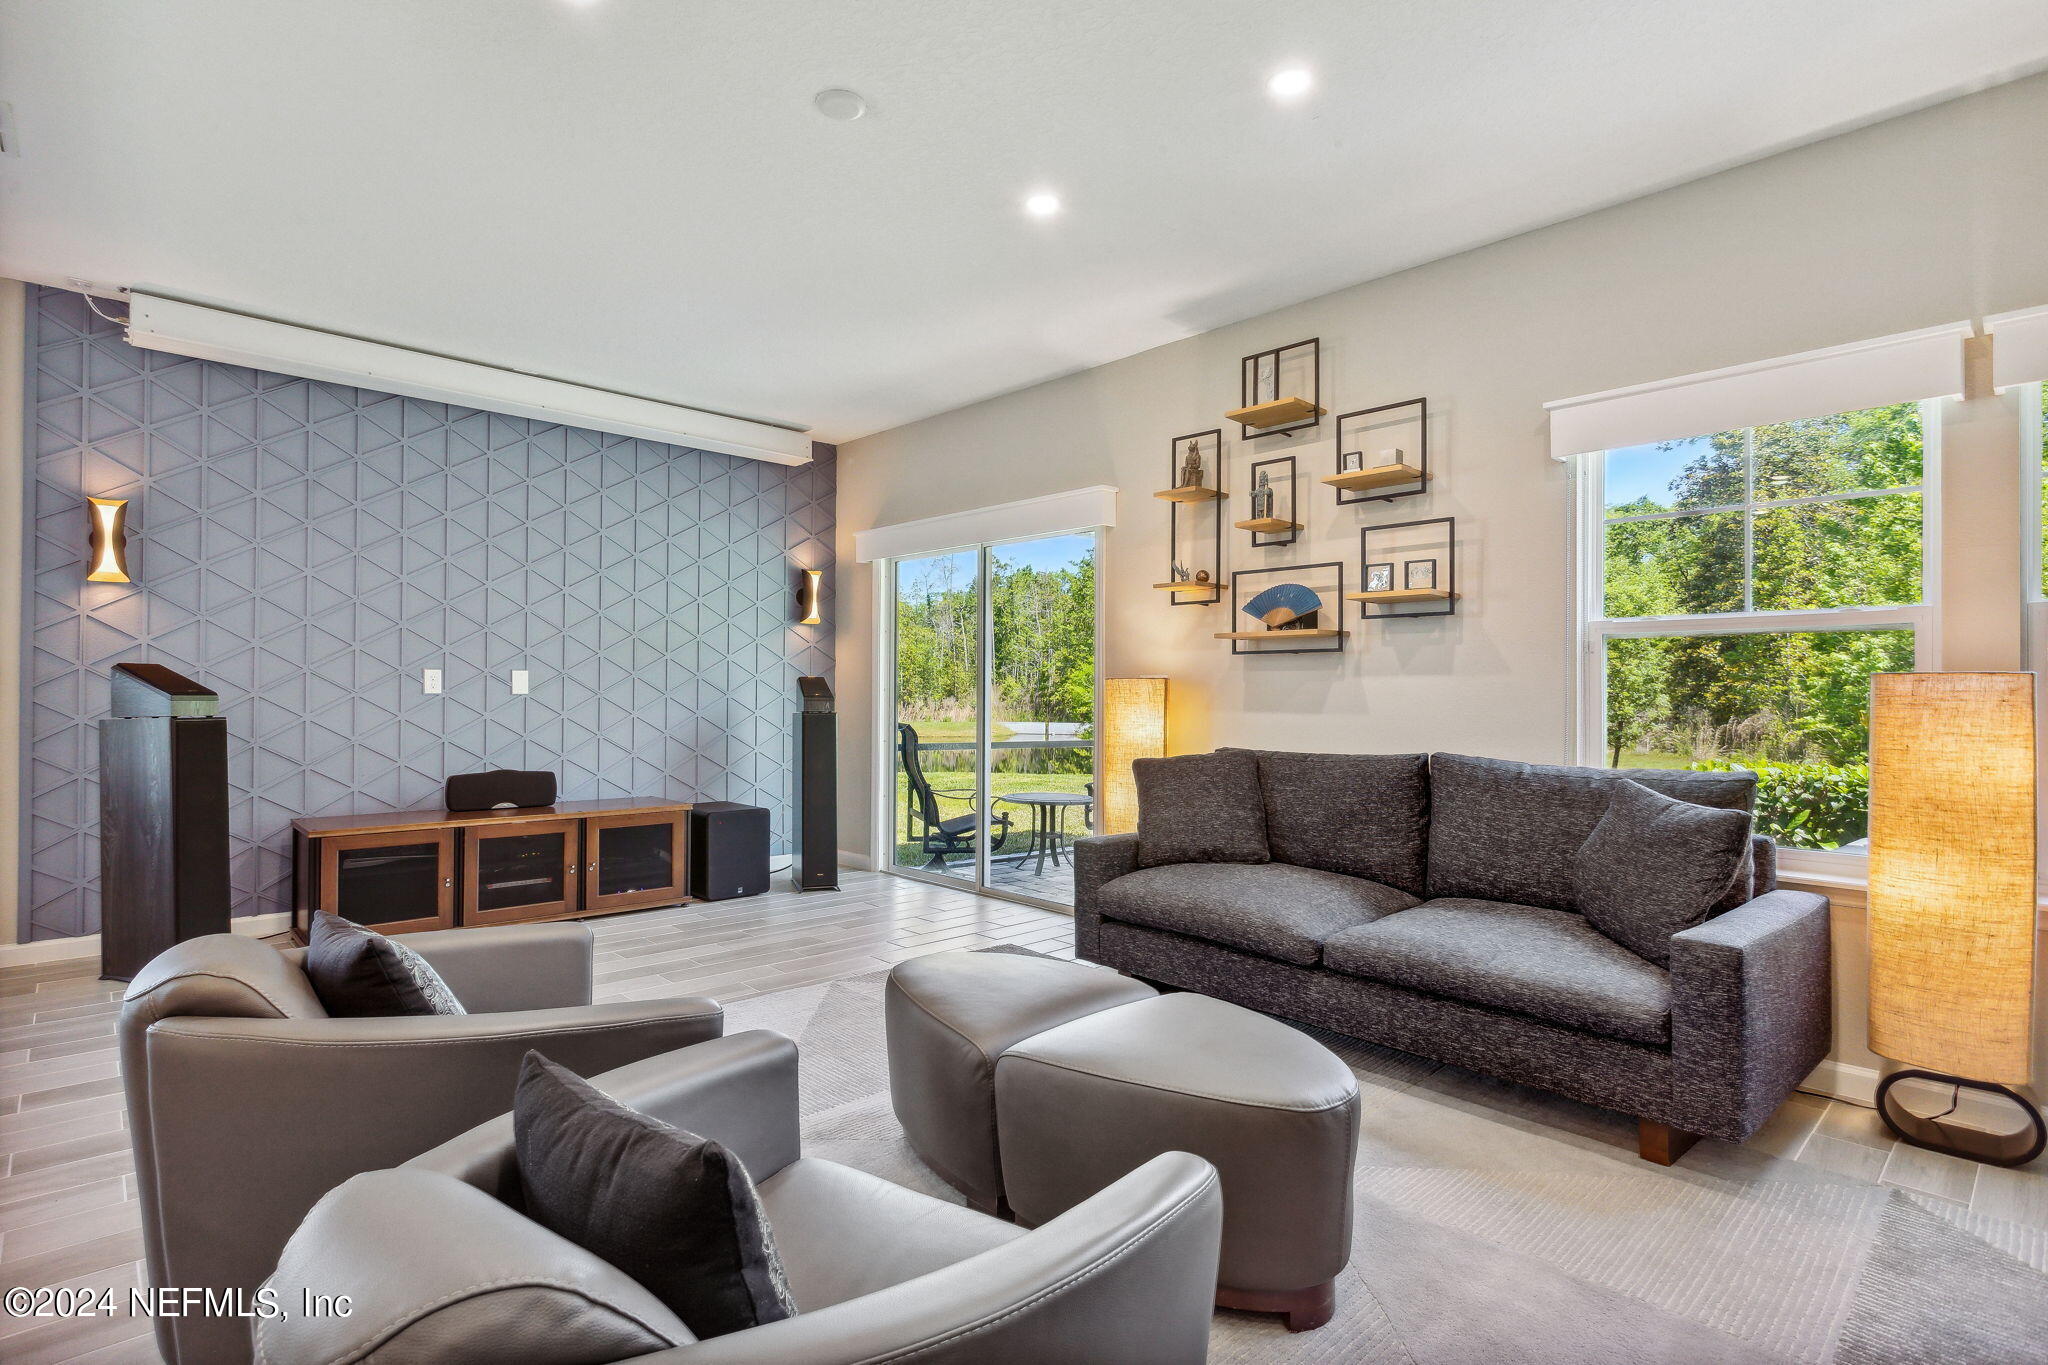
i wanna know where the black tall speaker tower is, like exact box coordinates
[792,676,838,891]
[98,662,231,981]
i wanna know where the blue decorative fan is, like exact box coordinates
[1242,581,1322,629]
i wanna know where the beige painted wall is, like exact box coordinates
[839,73,2048,1097]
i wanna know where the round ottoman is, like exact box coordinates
[996,992,1359,1332]
[885,950,1155,1215]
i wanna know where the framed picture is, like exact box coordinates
[1403,558,1438,591]
[1365,562,1394,593]
[1340,449,1364,472]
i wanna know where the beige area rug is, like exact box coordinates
[724,967,2048,1364]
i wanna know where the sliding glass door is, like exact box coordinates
[889,531,1099,909]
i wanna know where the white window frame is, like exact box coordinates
[1571,399,1943,880]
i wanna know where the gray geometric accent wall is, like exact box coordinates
[23,286,834,940]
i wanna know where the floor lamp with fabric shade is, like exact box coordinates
[1100,678,1167,836]
[1867,671,2044,1166]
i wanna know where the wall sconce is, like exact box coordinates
[1100,677,1168,836]
[86,497,131,583]
[796,567,824,625]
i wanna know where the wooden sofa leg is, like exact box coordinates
[1216,1280,1336,1332]
[1638,1118,1700,1166]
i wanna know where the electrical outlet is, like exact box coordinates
[422,668,442,694]
[511,669,530,695]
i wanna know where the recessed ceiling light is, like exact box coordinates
[813,88,868,121]
[1023,192,1062,219]
[1268,68,1313,101]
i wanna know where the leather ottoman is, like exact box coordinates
[996,992,1360,1331]
[885,950,1155,1215]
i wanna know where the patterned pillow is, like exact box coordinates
[304,912,467,1017]
[1133,750,1270,868]
[1572,779,1752,965]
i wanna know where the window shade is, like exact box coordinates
[853,485,1117,562]
[1986,305,2048,390]
[1544,321,1971,459]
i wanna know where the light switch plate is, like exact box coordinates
[511,669,530,695]
[422,668,442,694]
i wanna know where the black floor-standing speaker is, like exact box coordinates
[688,802,770,901]
[793,676,839,891]
[98,662,231,981]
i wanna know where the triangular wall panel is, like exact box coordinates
[21,286,835,941]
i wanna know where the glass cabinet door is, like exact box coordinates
[462,819,580,926]
[317,829,455,934]
[585,812,686,912]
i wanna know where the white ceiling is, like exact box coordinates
[5,1,2047,443]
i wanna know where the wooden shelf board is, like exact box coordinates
[1213,629,1347,641]
[1233,517,1302,533]
[1152,581,1222,592]
[1322,463,1427,492]
[1153,485,1227,503]
[1226,396,1325,429]
[1344,589,1457,604]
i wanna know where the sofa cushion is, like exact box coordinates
[1575,780,1753,965]
[1134,750,1270,868]
[1097,862,1418,966]
[1223,749,1430,894]
[1426,753,1755,912]
[1322,898,1673,1046]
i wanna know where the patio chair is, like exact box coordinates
[898,722,1012,869]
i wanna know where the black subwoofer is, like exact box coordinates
[688,802,771,901]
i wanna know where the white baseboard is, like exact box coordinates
[0,912,295,969]
[1800,1059,1878,1107]
[837,850,876,871]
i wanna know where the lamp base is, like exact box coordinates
[1874,1069,2046,1168]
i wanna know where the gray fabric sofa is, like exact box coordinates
[1074,751,1833,1162]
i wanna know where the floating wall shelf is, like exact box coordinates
[1226,396,1325,430]
[1333,398,1430,505]
[1213,628,1346,641]
[1344,588,1456,605]
[1233,516,1301,534]
[1163,429,1225,605]
[1234,338,1322,440]
[1323,463,1427,493]
[1240,454,1301,548]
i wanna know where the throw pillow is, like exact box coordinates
[514,1051,798,1338]
[1133,750,1270,868]
[304,912,467,1017]
[1572,779,1752,965]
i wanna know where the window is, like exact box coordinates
[1578,401,1934,855]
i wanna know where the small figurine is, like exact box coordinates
[1178,439,1205,489]
[1171,560,1191,582]
[1251,469,1274,520]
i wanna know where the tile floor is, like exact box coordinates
[1,868,2043,1363]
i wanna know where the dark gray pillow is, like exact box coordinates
[1426,753,1754,911]
[1573,779,1753,965]
[304,912,466,1017]
[1133,750,1270,868]
[514,1052,797,1339]
[1224,749,1429,894]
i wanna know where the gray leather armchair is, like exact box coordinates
[120,924,723,1365]
[259,1031,1226,1364]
